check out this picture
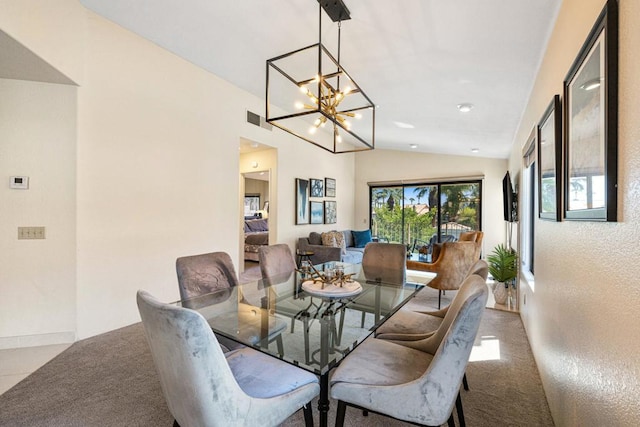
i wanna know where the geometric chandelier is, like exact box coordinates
[266,0,375,154]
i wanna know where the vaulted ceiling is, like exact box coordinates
[76,1,561,158]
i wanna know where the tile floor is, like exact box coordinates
[0,343,71,396]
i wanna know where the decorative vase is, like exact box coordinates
[492,281,509,305]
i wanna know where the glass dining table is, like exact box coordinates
[172,262,424,427]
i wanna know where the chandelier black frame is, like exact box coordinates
[265,0,375,153]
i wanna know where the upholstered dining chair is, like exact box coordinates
[176,251,238,300]
[137,290,319,427]
[176,251,286,354]
[376,259,489,341]
[330,274,488,427]
[376,260,488,395]
[258,244,318,363]
[338,243,407,336]
[407,238,482,309]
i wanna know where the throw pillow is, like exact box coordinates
[321,231,347,255]
[309,232,323,245]
[352,229,372,248]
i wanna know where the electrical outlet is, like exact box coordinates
[18,226,46,240]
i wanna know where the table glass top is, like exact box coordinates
[172,262,423,375]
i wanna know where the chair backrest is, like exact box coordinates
[258,244,297,281]
[417,275,487,424]
[176,252,238,300]
[466,259,489,281]
[408,241,481,291]
[458,230,483,243]
[362,242,406,286]
[393,274,488,355]
[137,290,249,426]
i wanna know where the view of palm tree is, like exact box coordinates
[370,181,481,256]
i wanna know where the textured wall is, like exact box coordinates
[510,0,640,425]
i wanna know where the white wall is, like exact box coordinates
[0,79,77,347]
[354,149,508,256]
[508,0,640,424]
[1,0,358,341]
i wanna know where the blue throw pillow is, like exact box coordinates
[352,229,372,248]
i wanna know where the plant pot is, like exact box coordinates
[492,281,509,305]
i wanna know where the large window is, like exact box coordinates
[370,180,482,260]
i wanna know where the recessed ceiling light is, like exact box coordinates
[409,144,418,149]
[394,121,415,129]
[471,148,479,153]
[457,103,474,113]
[250,142,259,148]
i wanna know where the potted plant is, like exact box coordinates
[486,244,518,305]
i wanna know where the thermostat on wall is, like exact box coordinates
[10,176,29,189]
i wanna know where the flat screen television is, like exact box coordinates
[502,171,517,222]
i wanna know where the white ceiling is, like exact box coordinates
[76,1,559,158]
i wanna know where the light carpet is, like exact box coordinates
[0,286,553,426]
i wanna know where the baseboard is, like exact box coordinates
[0,331,76,349]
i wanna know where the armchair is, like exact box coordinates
[407,239,482,308]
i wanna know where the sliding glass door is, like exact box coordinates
[370,180,482,259]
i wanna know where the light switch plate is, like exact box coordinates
[10,176,29,189]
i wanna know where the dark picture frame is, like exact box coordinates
[310,201,324,224]
[244,194,260,215]
[295,178,309,224]
[310,178,324,197]
[538,95,562,221]
[563,0,618,222]
[324,200,337,224]
[325,177,336,197]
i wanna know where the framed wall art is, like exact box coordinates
[310,178,324,197]
[295,178,309,224]
[310,201,324,224]
[538,95,562,221]
[324,200,337,224]
[325,177,336,197]
[563,0,618,221]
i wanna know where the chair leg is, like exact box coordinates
[335,401,347,427]
[456,391,466,427]
[360,311,366,328]
[276,335,284,356]
[438,290,442,309]
[173,420,180,427]
[447,412,456,427]
[303,403,314,427]
[462,373,469,391]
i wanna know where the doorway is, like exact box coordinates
[239,139,277,273]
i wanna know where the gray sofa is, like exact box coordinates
[297,230,367,265]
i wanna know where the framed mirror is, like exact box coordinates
[538,95,562,221]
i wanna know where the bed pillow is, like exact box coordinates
[352,229,372,248]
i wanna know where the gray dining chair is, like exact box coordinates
[137,290,319,427]
[375,259,488,341]
[258,244,319,363]
[343,242,407,332]
[176,251,238,300]
[330,274,488,427]
[376,260,489,395]
[176,251,286,355]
